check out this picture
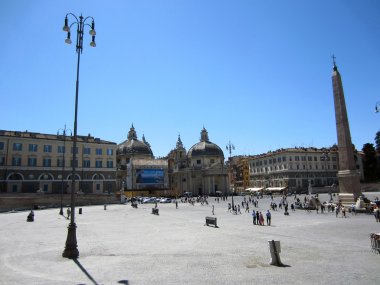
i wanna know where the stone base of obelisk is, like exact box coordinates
[338,193,356,207]
[337,170,361,207]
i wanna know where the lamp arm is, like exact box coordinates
[66,13,79,23]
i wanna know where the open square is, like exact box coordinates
[0,194,379,285]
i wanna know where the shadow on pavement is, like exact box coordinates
[73,259,100,285]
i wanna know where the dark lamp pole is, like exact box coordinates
[57,125,71,215]
[62,12,96,259]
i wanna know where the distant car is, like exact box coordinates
[160,198,172,203]
[143,197,156,203]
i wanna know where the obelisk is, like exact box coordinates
[331,56,361,204]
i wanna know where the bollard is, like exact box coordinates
[79,208,82,214]
[104,204,107,210]
[268,240,283,266]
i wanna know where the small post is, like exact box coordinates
[268,240,283,266]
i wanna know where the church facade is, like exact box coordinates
[167,128,229,197]
[116,126,229,197]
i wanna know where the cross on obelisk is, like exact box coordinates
[331,56,361,205]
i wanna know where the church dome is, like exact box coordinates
[187,128,224,158]
[117,125,153,157]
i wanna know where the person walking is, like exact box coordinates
[66,207,71,220]
[266,210,272,226]
[212,205,215,215]
[259,212,264,226]
[256,211,260,225]
[252,210,256,225]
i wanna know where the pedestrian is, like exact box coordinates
[252,210,256,225]
[266,210,271,226]
[66,208,71,220]
[176,200,178,209]
[256,211,260,225]
[335,206,339,218]
[259,212,264,226]
[245,204,249,213]
[212,205,215,215]
[237,205,241,214]
[374,208,380,222]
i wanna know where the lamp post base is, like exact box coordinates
[59,207,64,215]
[62,223,79,259]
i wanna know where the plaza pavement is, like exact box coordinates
[0,193,379,285]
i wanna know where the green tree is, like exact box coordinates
[375,131,380,153]
[362,143,378,181]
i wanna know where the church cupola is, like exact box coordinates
[200,127,209,142]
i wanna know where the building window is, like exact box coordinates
[301,156,306,161]
[282,156,287,162]
[308,156,312,161]
[13,143,22,151]
[83,147,91,155]
[0,156,5,166]
[107,160,113,168]
[71,147,78,154]
[96,148,103,155]
[83,160,91,168]
[57,159,65,167]
[43,158,51,167]
[70,160,78,167]
[12,157,21,166]
[332,156,337,161]
[0,142,4,150]
[44,145,52,153]
[289,157,292,161]
[28,157,37,167]
[106,148,113,155]
[333,165,337,170]
[95,160,102,168]
[295,156,299,161]
[29,144,38,152]
[58,146,65,153]
[196,160,201,165]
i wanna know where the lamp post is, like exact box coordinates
[62,13,96,259]
[57,125,72,215]
[322,152,329,187]
[226,141,235,208]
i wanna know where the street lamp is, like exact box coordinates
[57,125,72,215]
[322,152,329,187]
[226,141,235,208]
[62,13,96,259]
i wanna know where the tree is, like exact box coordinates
[362,143,378,181]
[375,131,380,153]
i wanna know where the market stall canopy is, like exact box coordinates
[265,187,287,192]
[246,187,264,192]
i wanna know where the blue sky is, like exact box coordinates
[1,0,379,158]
